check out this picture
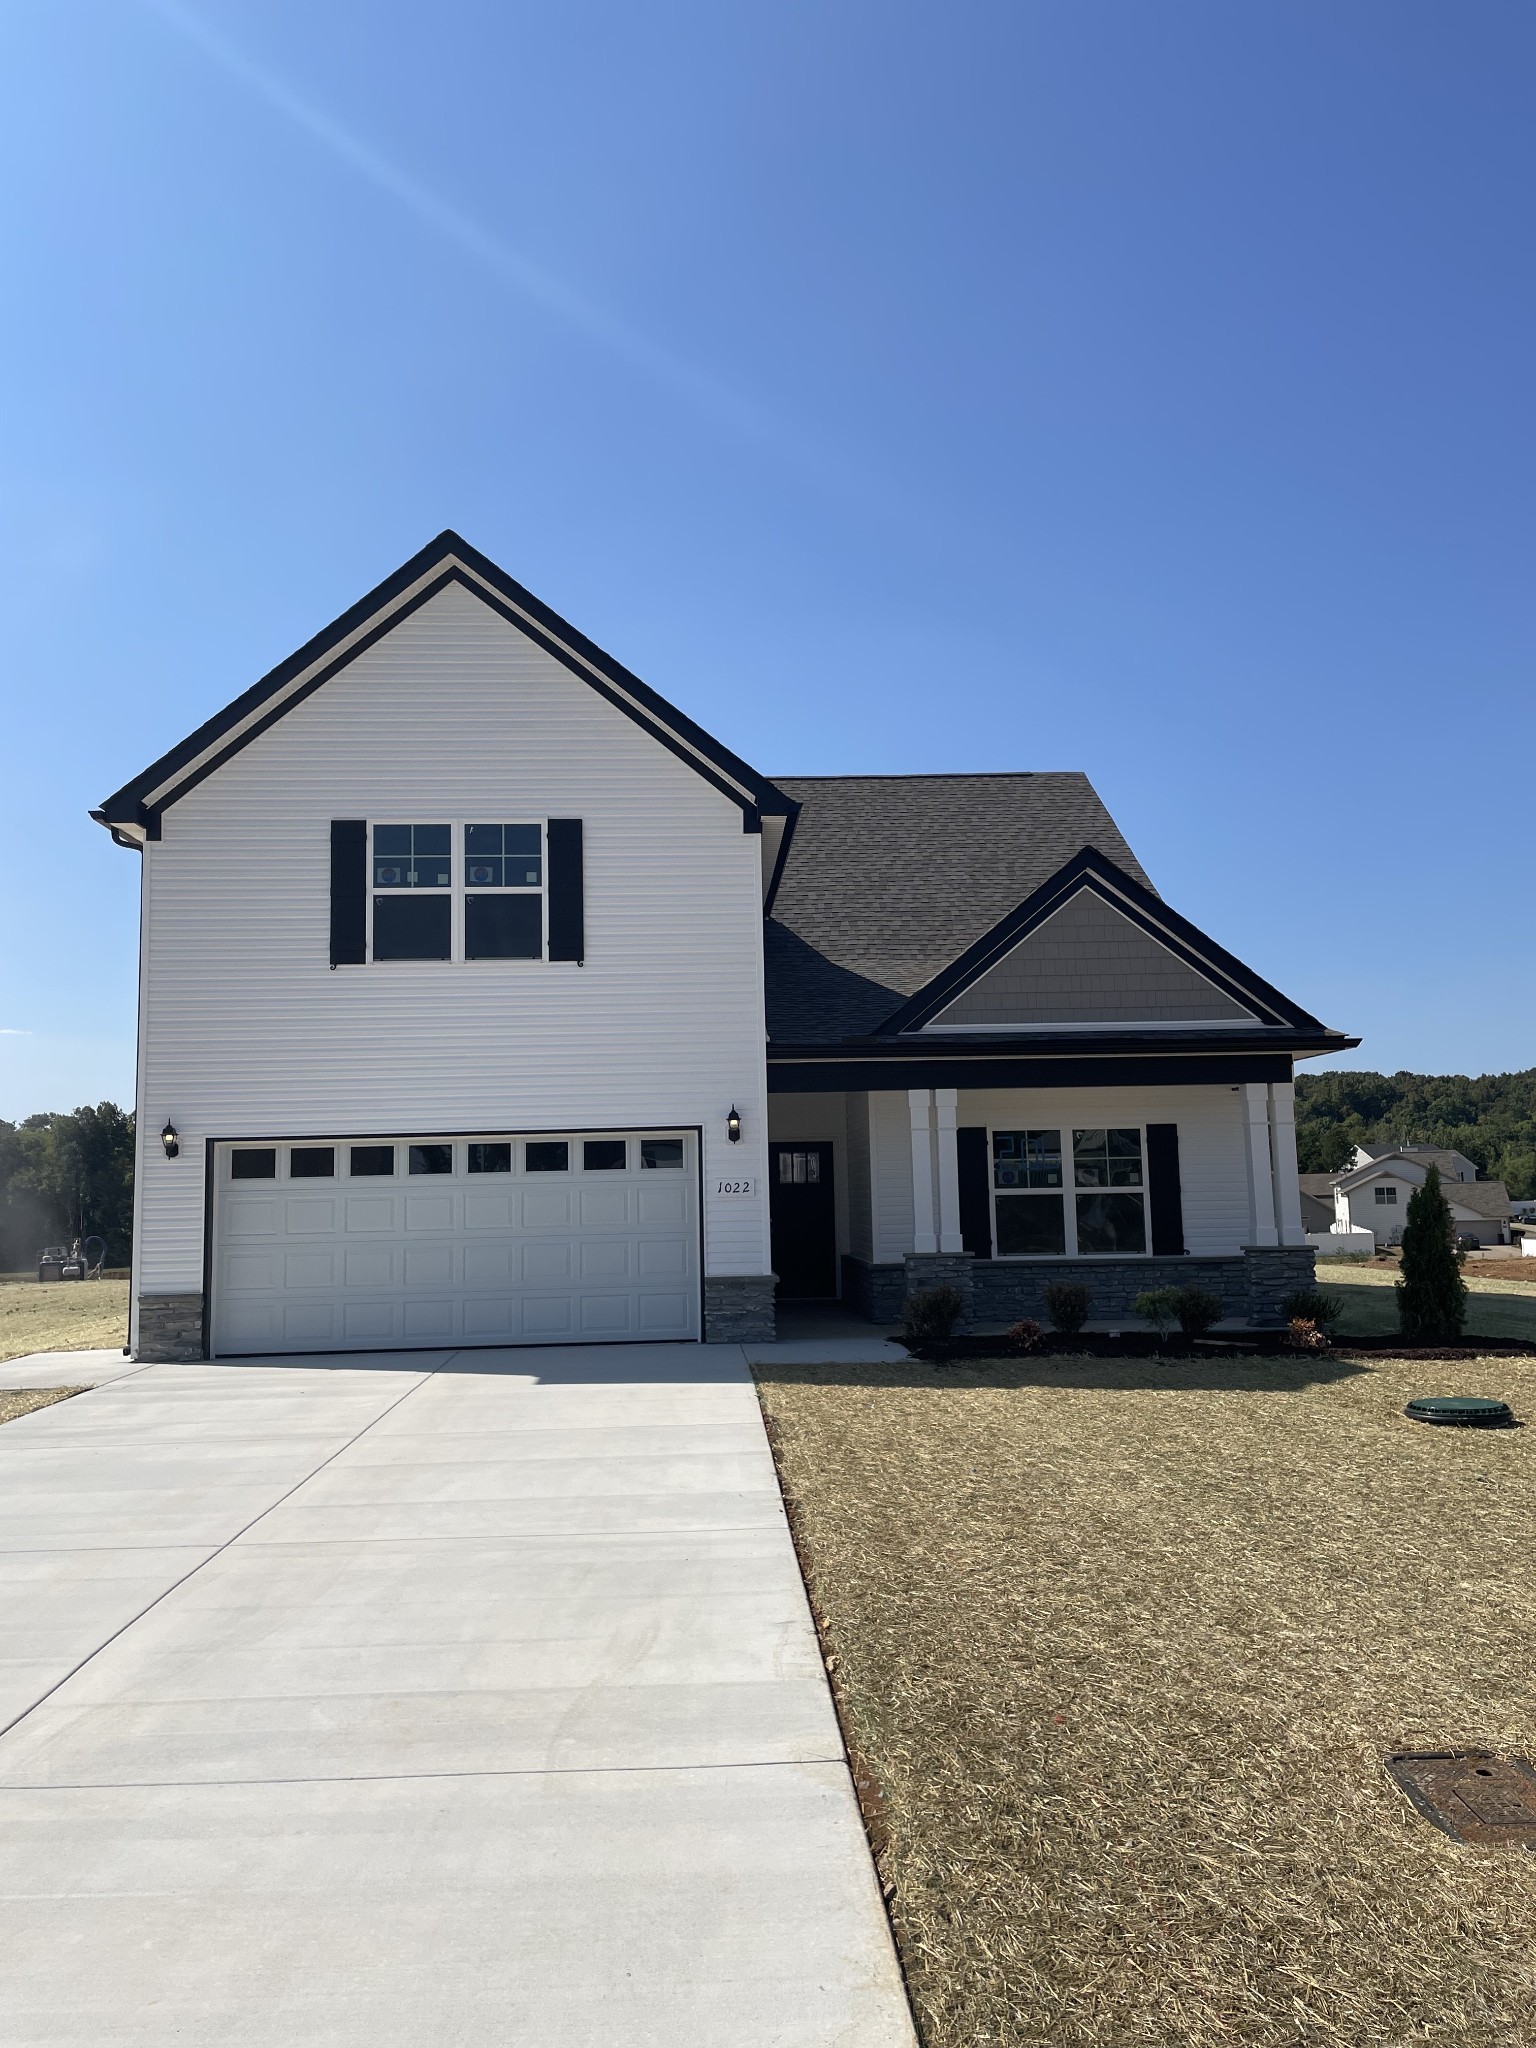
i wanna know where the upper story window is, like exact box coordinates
[464,823,543,961]
[368,822,544,963]
[372,825,451,961]
[1375,1184,1398,1206]
[992,1126,1146,1257]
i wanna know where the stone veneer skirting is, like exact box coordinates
[135,1293,205,1363]
[703,1275,777,1344]
[843,1246,1316,1330]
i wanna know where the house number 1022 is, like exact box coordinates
[715,1178,755,1196]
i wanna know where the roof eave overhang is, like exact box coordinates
[765,1029,1360,1093]
[93,532,794,842]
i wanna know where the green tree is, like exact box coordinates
[0,1104,135,1269]
[1395,1165,1467,1343]
[1294,1067,1536,1199]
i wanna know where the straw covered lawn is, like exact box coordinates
[756,1351,1536,2047]
[0,1386,90,1426]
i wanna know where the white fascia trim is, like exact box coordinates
[144,554,760,813]
[917,1019,1272,1035]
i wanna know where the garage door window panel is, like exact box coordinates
[350,1145,395,1177]
[409,1144,453,1175]
[584,1140,627,1171]
[290,1147,334,1178]
[231,1149,277,1181]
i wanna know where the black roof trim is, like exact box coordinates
[95,532,795,831]
[767,1051,1308,1092]
[872,846,1329,1037]
[771,1026,1357,1059]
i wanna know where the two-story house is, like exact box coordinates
[94,534,1355,1360]
[1331,1145,1512,1249]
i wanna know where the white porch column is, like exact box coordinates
[907,1088,938,1255]
[1242,1082,1279,1245]
[934,1087,964,1254]
[1268,1081,1306,1246]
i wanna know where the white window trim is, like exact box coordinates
[988,1121,1153,1260]
[366,819,547,966]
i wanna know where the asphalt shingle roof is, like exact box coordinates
[765,773,1150,1042]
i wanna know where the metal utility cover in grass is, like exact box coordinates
[1404,1395,1516,1427]
[1388,1752,1536,1848]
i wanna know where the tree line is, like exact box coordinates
[1294,1068,1536,1197]
[0,1104,136,1272]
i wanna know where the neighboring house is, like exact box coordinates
[93,533,1356,1362]
[1298,1173,1342,1234]
[1332,1151,1512,1248]
[1349,1141,1479,1183]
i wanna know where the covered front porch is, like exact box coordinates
[765,1079,1315,1332]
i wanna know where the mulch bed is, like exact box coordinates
[908,1331,1536,1364]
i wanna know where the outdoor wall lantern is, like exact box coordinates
[160,1121,180,1160]
[726,1106,742,1145]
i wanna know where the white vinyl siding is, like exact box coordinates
[133,582,770,1308]
[868,1090,917,1263]
[844,1092,873,1263]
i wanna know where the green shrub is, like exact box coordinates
[1134,1287,1183,1338]
[1395,1165,1468,1343]
[1172,1285,1224,1338]
[1043,1281,1091,1334]
[1282,1286,1344,1329]
[900,1282,965,1346]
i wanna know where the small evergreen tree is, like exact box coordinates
[1395,1164,1467,1342]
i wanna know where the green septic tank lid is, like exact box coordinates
[1405,1395,1516,1428]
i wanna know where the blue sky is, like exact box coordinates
[2,0,1532,1120]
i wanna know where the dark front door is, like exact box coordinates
[769,1143,837,1299]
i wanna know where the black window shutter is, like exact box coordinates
[1146,1122,1186,1255]
[956,1126,993,1259]
[330,820,366,966]
[547,819,584,963]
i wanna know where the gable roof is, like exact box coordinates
[875,846,1331,1039]
[927,885,1259,1029]
[93,532,795,841]
[1337,1149,1495,1195]
[764,773,1150,1041]
[1445,1181,1513,1220]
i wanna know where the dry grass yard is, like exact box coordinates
[0,1277,130,1363]
[757,1351,1536,2048]
[1320,1264,1536,1344]
[0,1385,91,1426]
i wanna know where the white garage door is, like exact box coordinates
[211,1131,699,1355]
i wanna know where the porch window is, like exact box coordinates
[992,1125,1147,1257]
[992,1130,1066,1256]
[1072,1128,1146,1254]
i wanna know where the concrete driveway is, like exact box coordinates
[0,1343,914,2046]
